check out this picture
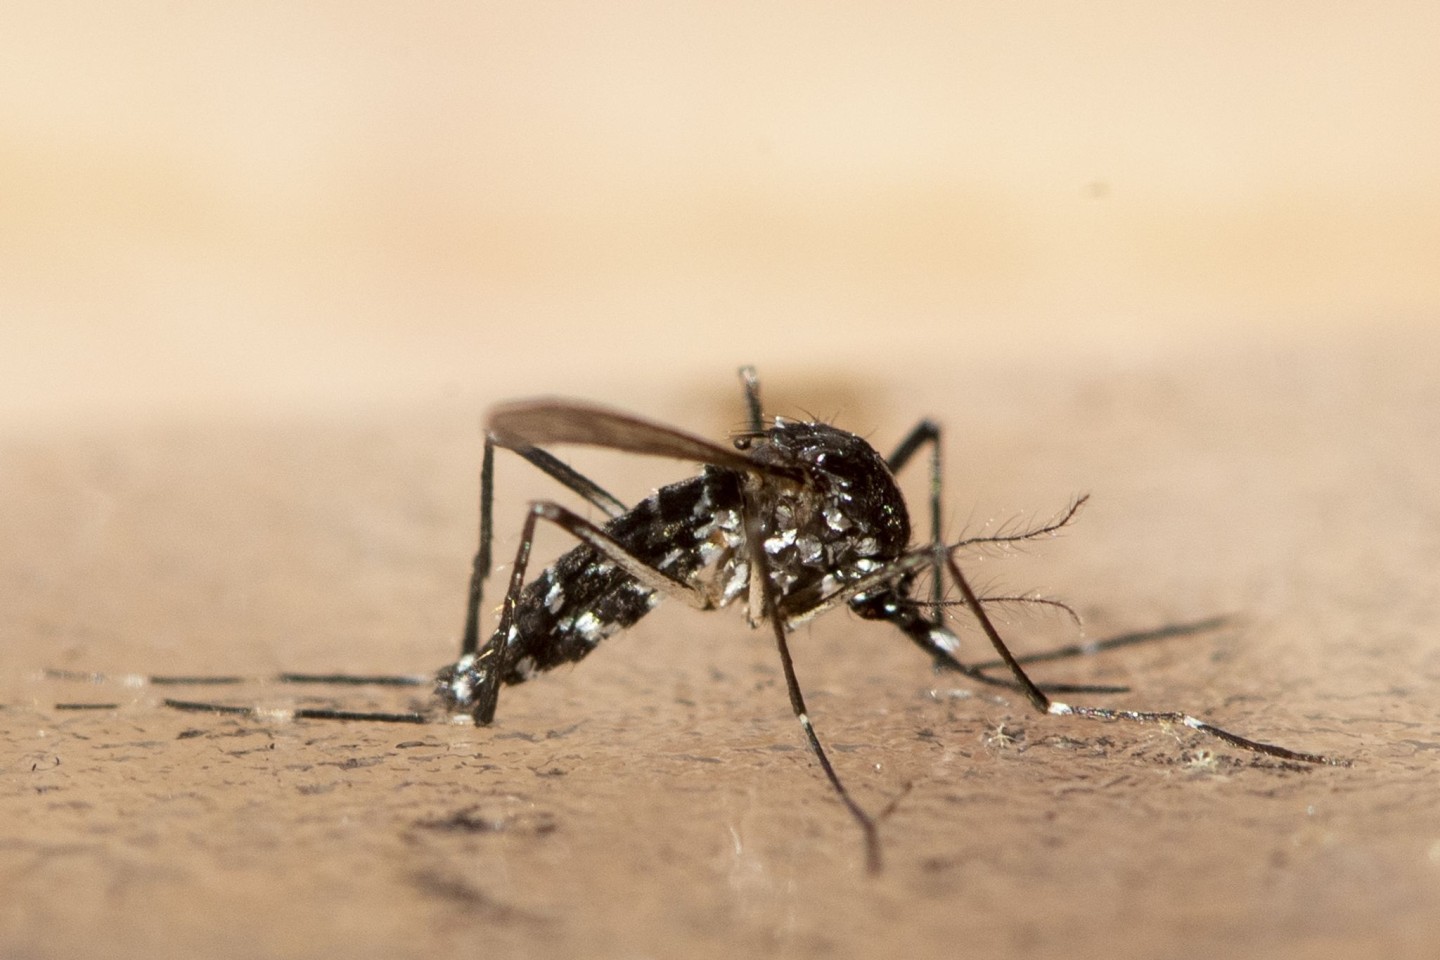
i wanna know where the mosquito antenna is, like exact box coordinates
[950,495,1089,552]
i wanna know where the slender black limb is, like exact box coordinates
[467,498,718,725]
[461,435,497,656]
[942,552,1343,765]
[46,668,433,720]
[44,668,243,686]
[462,434,633,657]
[276,673,431,687]
[45,667,430,688]
[884,419,940,475]
[467,495,540,724]
[164,698,260,716]
[513,445,627,519]
[739,365,764,433]
[742,493,883,875]
[161,698,427,724]
[885,419,945,617]
[292,708,428,724]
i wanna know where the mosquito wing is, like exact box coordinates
[488,399,804,482]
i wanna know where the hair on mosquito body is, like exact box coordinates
[58,366,1344,874]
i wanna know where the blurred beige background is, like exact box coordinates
[4,3,1436,428]
[4,7,1440,960]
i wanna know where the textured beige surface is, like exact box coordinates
[4,6,1440,959]
[5,336,1439,960]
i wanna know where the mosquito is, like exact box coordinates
[51,367,1341,873]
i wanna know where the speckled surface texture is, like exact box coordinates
[5,339,1438,960]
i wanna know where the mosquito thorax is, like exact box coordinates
[743,418,911,614]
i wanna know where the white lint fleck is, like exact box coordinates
[544,580,565,613]
[574,610,604,644]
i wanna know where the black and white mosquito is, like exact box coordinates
[53,367,1340,872]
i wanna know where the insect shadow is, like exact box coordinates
[52,367,1342,873]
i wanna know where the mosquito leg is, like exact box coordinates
[885,419,945,616]
[460,435,496,656]
[462,434,631,656]
[739,366,764,432]
[511,444,628,518]
[162,698,428,724]
[743,498,883,874]
[52,670,424,693]
[943,552,1343,765]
